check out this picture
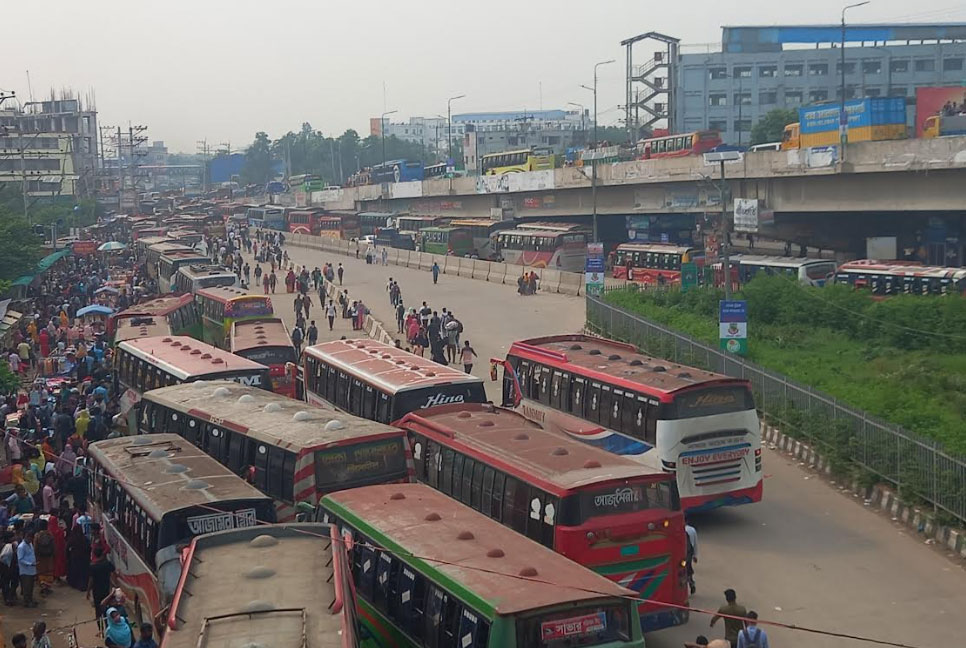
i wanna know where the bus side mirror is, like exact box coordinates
[295,501,315,520]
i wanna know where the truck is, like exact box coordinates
[781,97,906,150]
[922,114,966,138]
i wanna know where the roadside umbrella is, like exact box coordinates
[76,304,114,317]
[94,286,120,295]
[97,241,127,252]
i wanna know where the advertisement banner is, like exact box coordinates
[585,242,605,296]
[719,299,748,356]
[733,199,759,233]
[475,170,555,194]
[915,86,966,136]
[681,262,698,293]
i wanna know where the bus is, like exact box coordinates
[230,317,298,398]
[491,335,762,512]
[359,211,395,236]
[160,523,359,648]
[423,162,448,179]
[113,315,172,345]
[288,173,321,192]
[87,434,276,627]
[158,250,212,293]
[145,243,195,279]
[131,226,167,241]
[108,294,197,339]
[195,286,274,348]
[397,403,689,632]
[330,210,362,240]
[481,147,557,175]
[247,205,286,230]
[736,255,837,287]
[302,338,487,423]
[172,263,239,294]
[495,228,587,272]
[372,159,424,184]
[286,208,325,235]
[320,484,646,648]
[139,381,413,521]
[833,260,966,296]
[612,244,704,284]
[638,131,722,160]
[115,335,271,433]
[134,235,177,259]
[418,226,474,256]
[447,219,512,260]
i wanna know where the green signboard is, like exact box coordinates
[681,262,698,293]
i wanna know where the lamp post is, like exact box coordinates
[447,95,465,165]
[582,59,615,243]
[380,109,397,168]
[840,1,870,162]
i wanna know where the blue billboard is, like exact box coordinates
[799,97,905,135]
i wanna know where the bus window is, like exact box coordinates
[253,442,270,491]
[538,366,551,405]
[227,431,245,473]
[481,467,494,514]
[460,457,474,505]
[452,453,465,500]
[609,388,623,430]
[184,418,201,446]
[376,392,391,423]
[491,471,505,521]
[570,377,585,418]
[526,487,543,542]
[623,394,648,442]
[470,461,484,510]
[590,383,604,424]
[440,448,454,494]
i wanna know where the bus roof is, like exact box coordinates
[160,250,209,263]
[448,218,504,227]
[114,316,172,343]
[481,148,532,158]
[497,228,571,238]
[324,484,635,616]
[87,434,270,521]
[137,236,177,248]
[163,523,348,648]
[509,334,746,398]
[177,264,235,279]
[616,243,698,254]
[230,317,292,352]
[397,215,440,222]
[142,381,403,452]
[118,336,268,380]
[195,285,260,303]
[420,226,463,233]
[515,222,587,232]
[148,243,194,256]
[738,255,833,268]
[304,339,483,395]
[398,404,667,491]
[116,294,194,318]
[837,260,966,279]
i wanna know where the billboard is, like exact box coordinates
[475,169,555,194]
[799,97,904,135]
[915,86,966,137]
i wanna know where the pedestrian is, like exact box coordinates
[104,607,133,648]
[291,324,304,354]
[326,301,336,331]
[445,319,459,363]
[684,636,710,648]
[17,530,37,607]
[419,301,431,328]
[33,521,55,595]
[414,326,429,358]
[66,524,90,591]
[381,248,388,265]
[460,341,477,374]
[31,622,51,648]
[307,320,319,346]
[133,623,157,648]
[337,263,344,285]
[87,546,115,624]
[262,273,270,294]
[396,301,406,333]
[432,261,440,284]
[243,263,251,283]
[355,301,367,331]
[0,531,18,605]
[293,294,303,319]
[303,292,312,320]
[269,271,277,293]
[736,611,768,648]
[685,520,697,594]
[710,589,747,648]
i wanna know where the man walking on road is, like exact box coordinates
[431,261,440,284]
[710,589,747,648]
[736,612,768,648]
[685,520,698,594]
[291,324,304,354]
[17,530,36,607]
[326,301,337,331]
[419,301,432,328]
[337,263,344,285]
[396,301,406,333]
[460,341,476,374]
[307,320,319,347]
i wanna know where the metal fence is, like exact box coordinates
[587,295,966,525]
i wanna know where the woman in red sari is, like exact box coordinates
[48,515,67,581]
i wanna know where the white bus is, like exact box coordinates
[736,255,837,287]
[172,263,239,295]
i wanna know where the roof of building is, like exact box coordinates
[398,404,666,489]
[721,23,966,53]
[323,484,635,616]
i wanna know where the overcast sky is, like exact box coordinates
[4,0,965,152]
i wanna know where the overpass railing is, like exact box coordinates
[586,295,966,526]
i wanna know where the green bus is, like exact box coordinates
[321,484,645,648]
[419,226,474,257]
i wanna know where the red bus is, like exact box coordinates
[492,335,762,513]
[398,403,689,633]
[140,381,414,521]
[639,130,722,159]
[108,294,198,339]
[286,208,325,235]
[612,243,704,284]
[331,210,362,240]
[230,317,298,398]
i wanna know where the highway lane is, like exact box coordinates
[247,240,965,647]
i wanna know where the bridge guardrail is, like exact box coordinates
[585,294,966,525]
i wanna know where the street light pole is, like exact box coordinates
[841,1,870,163]
[447,95,465,164]
[583,59,614,243]
[719,159,731,299]
[380,109,397,168]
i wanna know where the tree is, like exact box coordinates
[750,108,798,145]
[241,131,273,185]
[0,212,42,282]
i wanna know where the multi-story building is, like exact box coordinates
[369,116,450,152]
[0,94,98,198]
[673,23,966,145]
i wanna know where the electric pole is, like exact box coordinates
[197,139,211,193]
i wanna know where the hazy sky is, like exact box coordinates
[4,0,965,152]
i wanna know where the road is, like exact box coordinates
[247,240,965,648]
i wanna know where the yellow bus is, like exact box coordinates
[195,286,275,348]
[481,147,558,175]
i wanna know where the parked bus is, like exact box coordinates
[612,243,704,284]
[638,130,722,159]
[288,173,321,192]
[321,484,646,648]
[230,317,298,398]
[286,208,325,235]
[160,523,358,648]
[481,147,557,175]
[833,260,966,296]
[398,403,689,632]
[359,211,395,236]
[491,335,762,512]
[139,381,413,521]
[418,226,474,256]
[87,434,276,626]
[736,255,837,287]
[134,235,177,259]
[158,250,211,293]
[396,215,441,234]
[495,228,587,272]
[372,159,424,183]
[144,243,194,279]
[195,286,274,348]
[330,210,362,240]
[172,263,239,294]
[448,219,512,260]
[423,162,448,179]
[113,315,172,345]
[108,294,197,339]
[131,226,167,241]
[115,335,271,433]
[303,338,487,423]
[247,205,286,230]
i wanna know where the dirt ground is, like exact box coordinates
[1,580,101,647]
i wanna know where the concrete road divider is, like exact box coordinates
[472,259,490,281]
[457,257,474,278]
[396,250,410,267]
[419,253,435,271]
[487,262,506,284]
[559,272,583,296]
[537,269,561,293]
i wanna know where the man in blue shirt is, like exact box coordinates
[16,530,37,607]
[132,623,158,648]
[736,611,769,648]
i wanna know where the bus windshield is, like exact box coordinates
[666,385,755,420]
[161,500,274,549]
[518,602,635,647]
[566,481,677,525]
[392,383,488,418]
[235,346,298,366]
[225,299,273,318]
[314,437,410,491]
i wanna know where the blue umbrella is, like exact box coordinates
[76,304,114,317]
